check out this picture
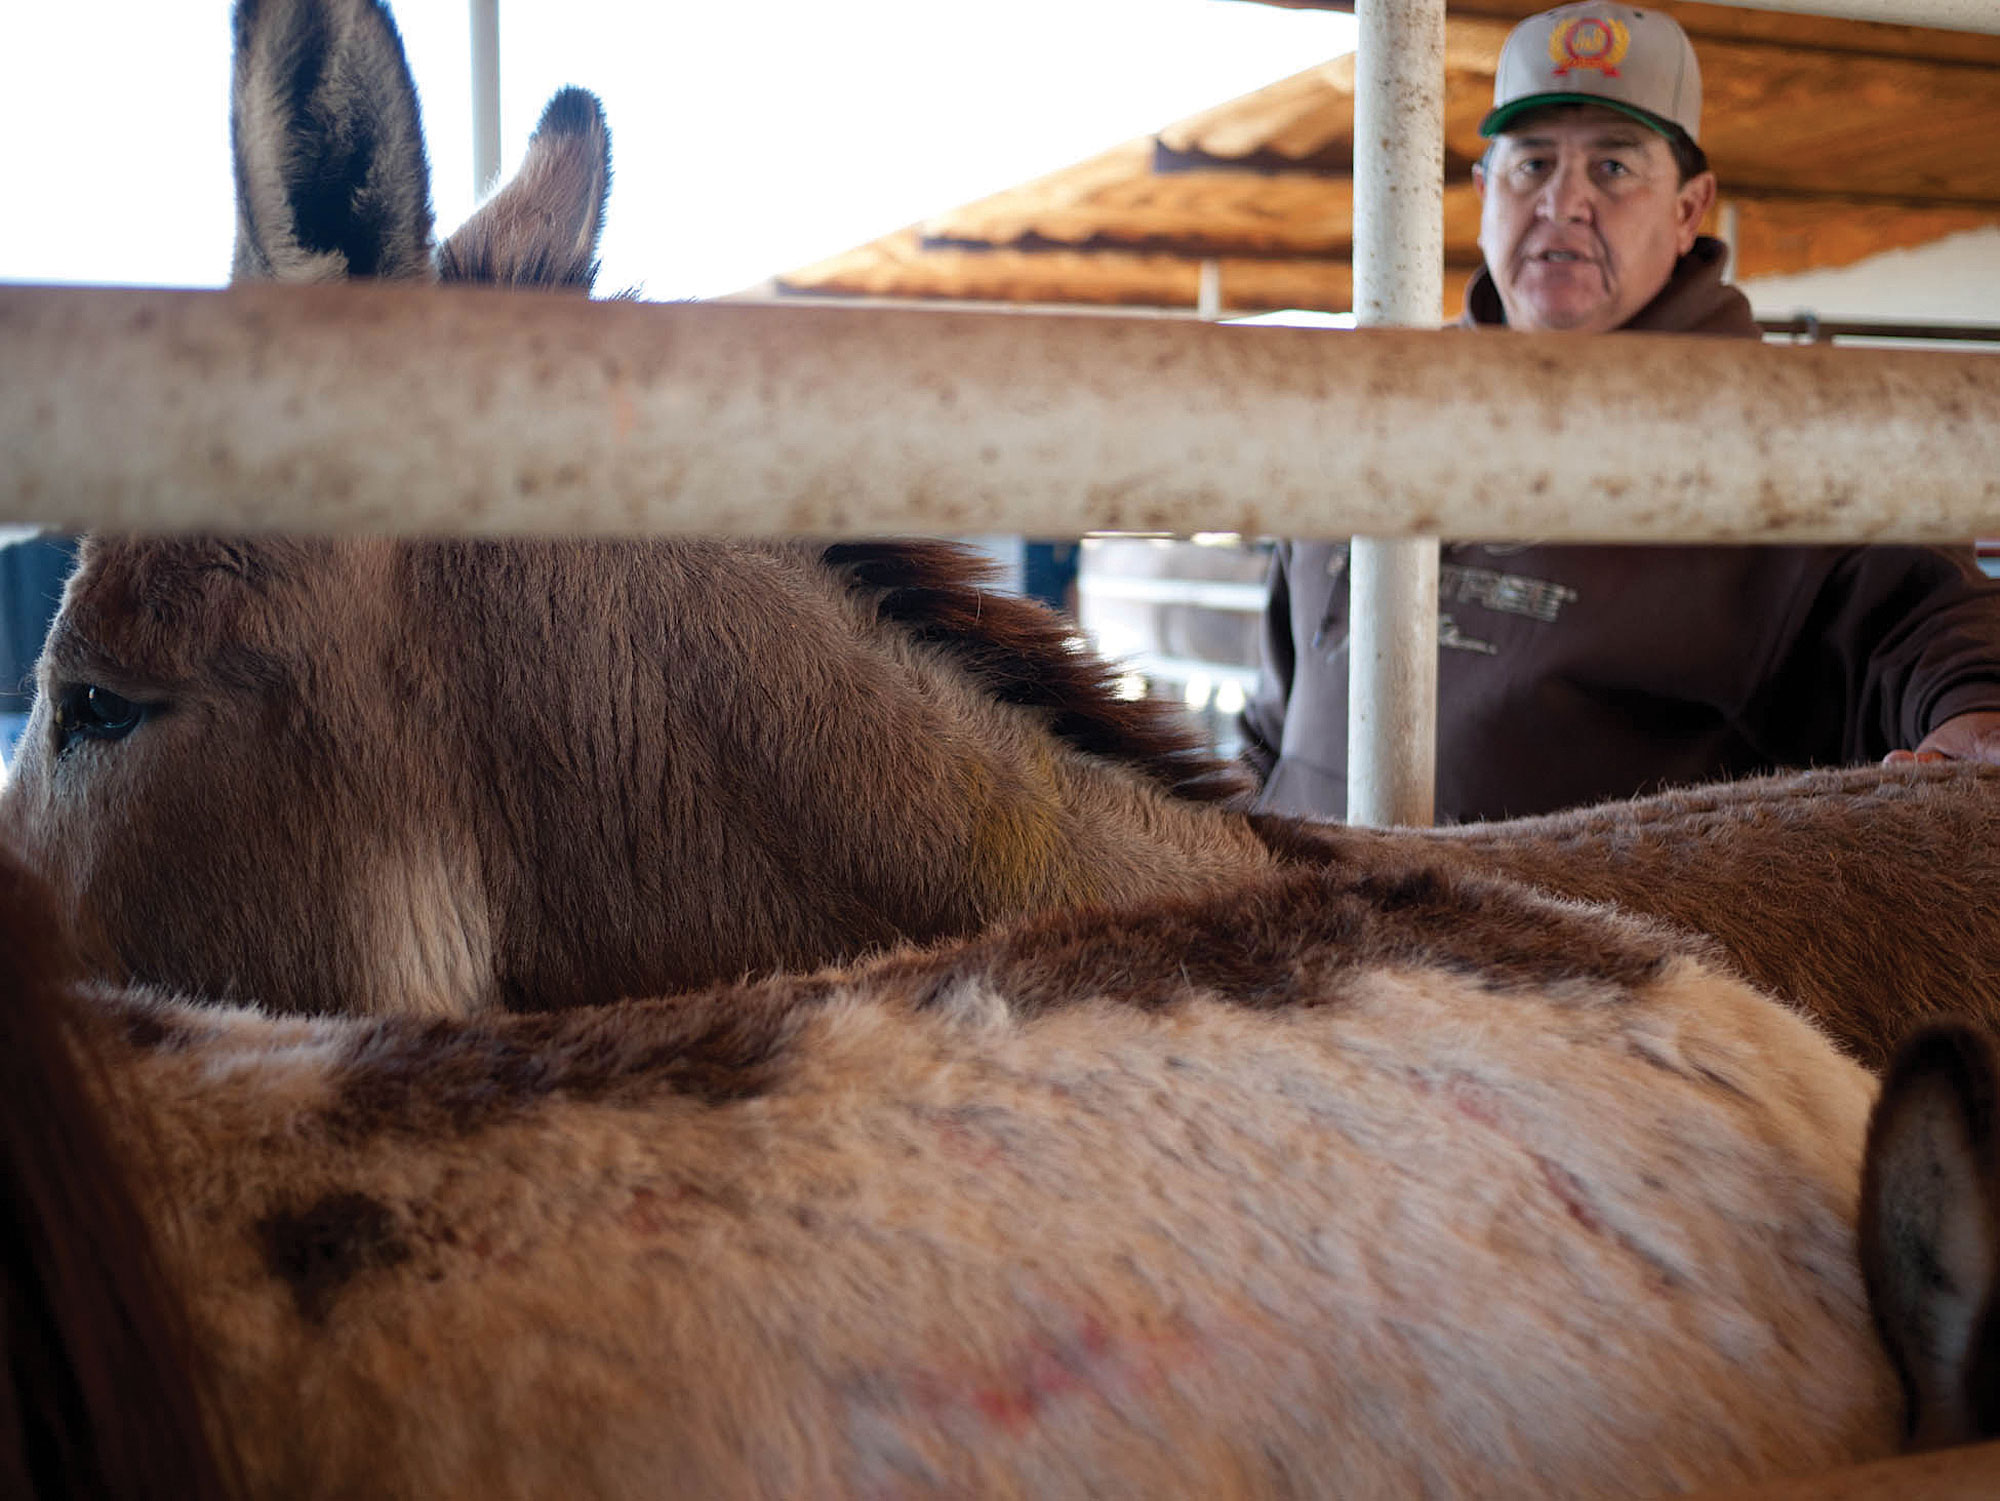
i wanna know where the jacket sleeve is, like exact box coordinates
[1751,545,2000,762]
[1238,541,1295,785]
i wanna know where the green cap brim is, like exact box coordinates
[1479,93,1680,141]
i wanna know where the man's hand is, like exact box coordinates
[1884,710,2000,767]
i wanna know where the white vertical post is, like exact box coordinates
[1347,0,1445,827]
[1197,258,1223,320]
[470,0,502,200]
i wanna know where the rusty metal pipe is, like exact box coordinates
[1,282,1997,542]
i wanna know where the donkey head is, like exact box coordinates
[1859,1021,2000,1450]
[2,0,613,1016]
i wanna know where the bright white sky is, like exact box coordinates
[1,1,1356,298]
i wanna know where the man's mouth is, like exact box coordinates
[1532,249,1592,264]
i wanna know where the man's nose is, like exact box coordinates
[1536,159,1594,222]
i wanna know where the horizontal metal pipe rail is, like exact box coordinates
[1761,315,2000,347]
[2,281,1997,541]
[1313,0,2000,37]
[1697,0,2000,33]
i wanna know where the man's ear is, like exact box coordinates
[1472,159,1487,201]
[1676,170,1718,255]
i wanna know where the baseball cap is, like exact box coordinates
[1481,4,1702,144]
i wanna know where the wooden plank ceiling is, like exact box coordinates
[772,1,2000,316]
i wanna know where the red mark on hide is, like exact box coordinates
[936,1119,1006,1170]
[1407,1069,1507,1128]
[905,1313,1198,1436]
[1416,1071,1677,1286]
[1533,1154,1604,1235]
[624,1186,670,1236]
[621,1182,730,1236]
[1444,1075,1504,1128]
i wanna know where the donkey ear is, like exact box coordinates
[1860,1022,2000,1450]
[230,0,435,283]
[438,88,610,291]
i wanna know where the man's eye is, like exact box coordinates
[53,683,154,751]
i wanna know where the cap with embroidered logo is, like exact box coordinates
[1481,3,1702,144]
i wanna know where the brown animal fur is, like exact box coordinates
[10,534,1276,1017]
[1251,762,2000,1074]
[17,520,2000,1068]
[6,842,1908,1498]
[11,0,1999,1083]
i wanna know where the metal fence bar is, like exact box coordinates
[2,282,1998,541]
[469,0,502,199]
[1694,0,2000,33]
[1762,315,2000,346]
[1346,0,1446,829]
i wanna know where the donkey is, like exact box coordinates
[17,522,2000,1070]
[9,0,2000,1070]
[0,832,1914,1499]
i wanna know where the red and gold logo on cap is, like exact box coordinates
[1548,15,1630,76]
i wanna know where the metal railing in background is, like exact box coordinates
[468,0,502,200]
[1700,0,2000,32]
[1762,316,2000,348]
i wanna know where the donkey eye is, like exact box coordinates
[54,683,153,752]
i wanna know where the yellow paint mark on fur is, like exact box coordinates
[962,743,1097,918]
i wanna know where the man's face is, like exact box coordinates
[1473,106,1717,333]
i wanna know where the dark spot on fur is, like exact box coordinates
[259,1191,411,1322]
[323,985,810,1144]
[121,1012,174,1051]
[823,542,1251,805]
[1353,867,1448,913]
[1243,812,1363,867]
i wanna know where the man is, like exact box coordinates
[1243,1,2000,823]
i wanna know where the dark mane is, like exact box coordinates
[822,541,1253,805]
